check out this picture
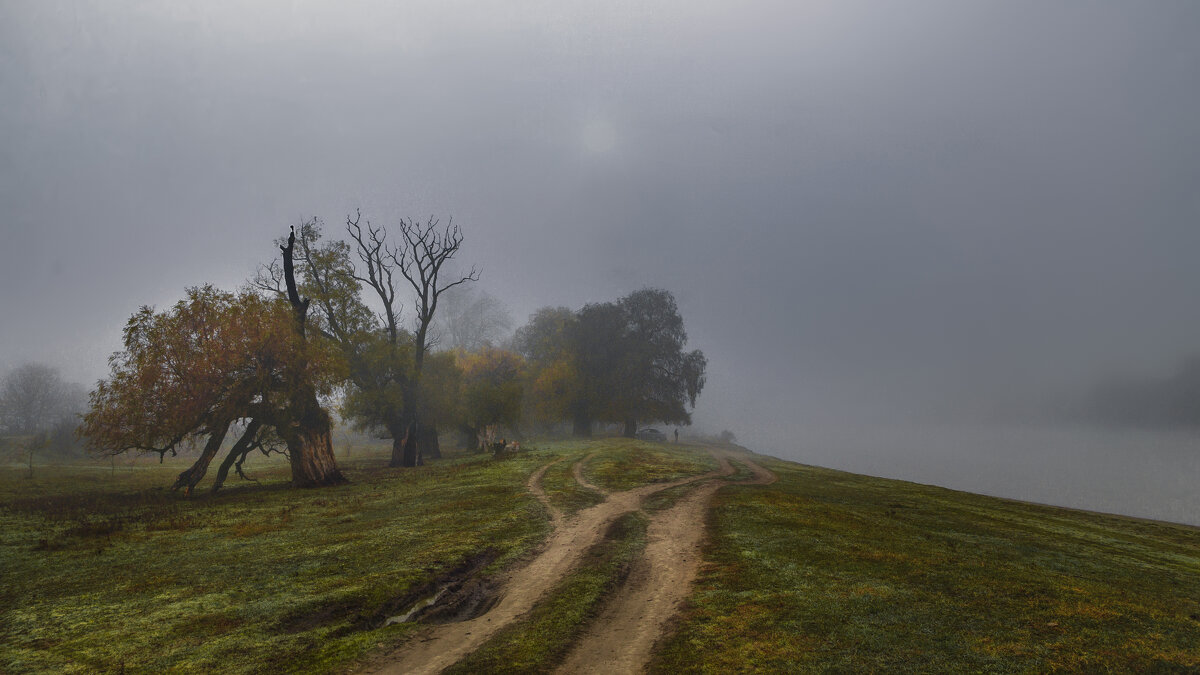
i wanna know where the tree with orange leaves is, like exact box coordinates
[81,231,347,493]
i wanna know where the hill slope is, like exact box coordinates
[649,455,1200,672]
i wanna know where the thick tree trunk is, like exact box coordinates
[283,397,345,487]
[279,228,345,488]
[172,421,230,493]
[623,418,637,438]
[388,415,421,468]
[286,422,344,487]
[419,425,441,460]
[211,419,262,493]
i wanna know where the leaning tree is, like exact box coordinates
[81,231,346,492]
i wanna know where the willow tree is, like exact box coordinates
[81,232,346,492]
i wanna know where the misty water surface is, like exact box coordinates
[761,424,1200,527]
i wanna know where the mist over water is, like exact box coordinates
[755,423,1200,527]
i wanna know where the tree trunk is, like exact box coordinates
[572,411,592,437]
[172,421,230,493]
[282,396,345,487]
[211,419,262,493]
[279,227,345,487]
[286,417,344,487]
[401,421,420,467]
[390,385,421,468]
[419,425,441,460]
[623,418,637,438]
[387,421,406,467]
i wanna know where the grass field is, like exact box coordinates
[3,439,1199,673]
[0,443,555,673]
[0,438,701,673]
[649,456,1200,673]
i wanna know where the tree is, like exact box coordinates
[459,347,525,451]
[415,350,464,458]
[1,364,86,474]
[388,216,479,466]
[0,363,71,435]
[610,288,707,436]
[269,214,477,467]
[511,289,706,437]
[432,286,513,351]
[275,227,348,486]
[514,307,584,432]
[260,216,416,466]
[570,301,628,436]
[81,232,346,493]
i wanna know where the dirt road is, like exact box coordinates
[556,450,775,674]
[372,447,775,675]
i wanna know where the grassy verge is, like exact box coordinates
[445,511,648,674]
[582,440,717,492]
[649,455,1200,673]
[0,447,557,673]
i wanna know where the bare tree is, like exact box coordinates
[3,364,88,476]
[389,216,479,466]
[0,363,70,436]
[432,285,514,352]
[345,211,403,345]
[254,213,478,468]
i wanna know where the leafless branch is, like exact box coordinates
[346,209,402,344]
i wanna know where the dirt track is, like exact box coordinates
[371,447,776,675]
[557,450,775,674]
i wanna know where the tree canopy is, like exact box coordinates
[82,257,346,493]
[516,288,706,436]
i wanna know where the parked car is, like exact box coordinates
[636,428,666,442]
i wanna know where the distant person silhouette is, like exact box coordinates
[674,428,679,443]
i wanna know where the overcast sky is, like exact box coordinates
[3,2,1200,517]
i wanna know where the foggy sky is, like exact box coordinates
[3,2,1200,520]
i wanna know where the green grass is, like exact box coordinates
[649,455,1200,673]
[581,440,718,492]
[538,452,605,516]
[0,446,556,673]
[7,439,1198,673]
[642,454,756,513]
[445,511,648,674]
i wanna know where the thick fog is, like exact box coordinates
[3,2,1199,524]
